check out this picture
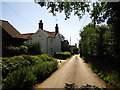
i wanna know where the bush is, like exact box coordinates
[2,54,58,89]
[6,45,28,57]
[2,54,55,79]
[5,42,42,57]
[38,54,54,62]
[32,60,58,82]
[55,52,71,59]
[3,67,37,90]
[19,46,28,54]
[24,42,42,55]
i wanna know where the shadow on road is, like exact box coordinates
[64,83,101,90]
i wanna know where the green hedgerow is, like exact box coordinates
[55,52,71,59]
[3,67,37,90]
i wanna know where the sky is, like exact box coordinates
[1,1,92,45]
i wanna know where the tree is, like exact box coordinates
[61,40,71,52]
[36,1,120,60]
[59,34,71,52]
[36,2,90,20]
[71,46,79,54]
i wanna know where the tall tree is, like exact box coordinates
[36,1,120,60]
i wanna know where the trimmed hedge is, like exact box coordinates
[32,61,58,82]
[6,45,28,57]
[3,67,37,90]
[5,42,42,57]
[55,52,71,59]
[2,54,58,90]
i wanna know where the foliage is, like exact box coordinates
[24,42,42,55]
[2,54,58,90]
[4,42,42,57]
[55,52,71,59]
[79,24,120,88]
[3,67,37,90]
[71,46,79,55]
[86,57,120,88]
[37,2,90,20]
[37,2,119,27]
[79,23,116,58]
[37,1,120,59]
[61,39,71,52]
[6,45,28,57]
[32,60,58,82]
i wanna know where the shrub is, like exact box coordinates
[2,54,56,79]
[38,54,54,62]
[24,42,42,55]
[19,45,28,54]
[32,60,58,82]
[6,45,28,57]
[2,54,58,89]
[2,58,18,79]
[55,52,71,59]
[3,67,37,90]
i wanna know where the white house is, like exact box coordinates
[22,20,61,56]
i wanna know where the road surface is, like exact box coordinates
[34,55,107,88]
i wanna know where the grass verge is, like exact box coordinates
[83,56,120,88]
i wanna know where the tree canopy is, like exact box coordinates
[36,2,120,26]
[36,1,120,58]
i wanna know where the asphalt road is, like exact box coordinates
[34,55,107,88]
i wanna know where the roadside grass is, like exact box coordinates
[82,56,120,88]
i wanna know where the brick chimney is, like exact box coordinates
[55,24,59,36]
[39,20,43,30]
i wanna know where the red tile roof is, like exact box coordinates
[22,33,34,39]
[0,20,25,39]
[42,30,55,38]
[0,20,57,39]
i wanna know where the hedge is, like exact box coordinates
[55,52,71,59]
[3,67,37,90]
[2,54,58,90]
[6,45,28,57]
[5,42,42,57]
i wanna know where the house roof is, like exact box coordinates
[42,30,55,38]
[22,33,34,39]
[0,20,25,39]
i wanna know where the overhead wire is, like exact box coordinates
[71,13,89,44]
[4,2,35,30]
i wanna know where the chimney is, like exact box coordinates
[39,20,43,30]
[55,24,59,36]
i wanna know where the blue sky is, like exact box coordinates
[1,1,92,45]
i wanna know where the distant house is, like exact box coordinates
[0,20,27,56]
[22,20,61,56]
